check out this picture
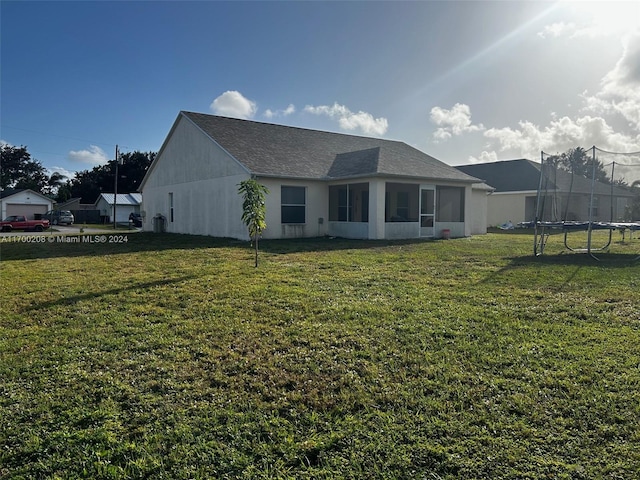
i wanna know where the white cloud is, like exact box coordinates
[210,90,257,119]
[47,167,75,180]
[583,32,640,130]
[460,30,640,162]
[433,129,452,141]
[538,22,578,38]
[537,21,606,39]
[304,102,388,136]
[429,103,484,141]
[468,151,499,164]
[538,3,640,39]
[264,104,296,119]
[483,114,639,159]
[68,145,109,166]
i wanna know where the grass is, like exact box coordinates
[1,231,639,479]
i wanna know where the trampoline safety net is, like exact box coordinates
[530,146,640,259]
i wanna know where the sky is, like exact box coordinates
[2,0,640,183]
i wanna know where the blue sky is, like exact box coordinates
[2,1,639,182]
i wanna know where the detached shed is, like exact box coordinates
[94,193,142,224]
[0,189,54,220]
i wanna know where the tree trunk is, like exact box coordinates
[254,235,259,268]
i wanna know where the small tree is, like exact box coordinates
[238,179,269,267]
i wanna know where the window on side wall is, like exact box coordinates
[281,186,306,224]
[436,186,465,222]
[169,192,174,223]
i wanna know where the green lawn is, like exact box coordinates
[1,232,639,479]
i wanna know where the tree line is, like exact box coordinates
[1,144,155,204]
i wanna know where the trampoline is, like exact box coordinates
[530,146,640,260]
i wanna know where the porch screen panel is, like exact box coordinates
[329,183,369,222]
[281,186,306,224]
[436,186,464,222]
[386,183,419,222]
[329,186,347,221]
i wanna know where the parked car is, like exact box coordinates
[129,212,142,227]
[0,215,50,232]
[43,210,74,225]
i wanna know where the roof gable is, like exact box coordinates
[180,112,479,183]
[328,148,380,178]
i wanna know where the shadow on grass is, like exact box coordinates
[1,232,434,261]
[23,275,196,312]
[259,236,433,254]
[514,252,639,266]
[479,252,638,289]
[0,233,246,261]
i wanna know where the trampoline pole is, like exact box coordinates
[587,146,597,259]
[534,151,545,256]
[610,162,615,223]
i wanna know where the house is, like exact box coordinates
[140,112,487,240]
[56,197,102,224]
[456,159,636,227]
[0,189,54,220]
[94,193,142,224]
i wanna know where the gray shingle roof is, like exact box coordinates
[182,112,479,183]
[456,160,541,192]
[456,159,633,197]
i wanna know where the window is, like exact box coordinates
[169,192,174,223]
[329,183,369,222]
[436,187,464,222]
[281,186,305,224]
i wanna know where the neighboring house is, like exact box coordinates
[56,198,83,211]
[457,159,636,227]
[94,193,143,224]
[140,111,487,240]
[0,189,54,220]
[56,198,102,224]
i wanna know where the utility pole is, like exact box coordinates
[113,145,119,229]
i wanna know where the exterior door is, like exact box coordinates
[420,188,435,237]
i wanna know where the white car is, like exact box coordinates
[43,210,75,225]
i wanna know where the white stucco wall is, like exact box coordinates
[144,177,249,238]
[487,192,529,227]
[468,185,489,234]
[141,115,251,239]
[258,178,328,240]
